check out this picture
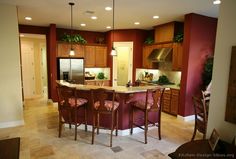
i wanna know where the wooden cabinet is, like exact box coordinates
[162,89,171,112]
[84,45,96,67]
[84,80,110,86]
[57,43,84,57]
[162,88,180,116]
[172,43,183,71]
[154,22,183,43]
[142,45,153,68]
[95,46,107,67]
[170,89,179,115]
[84,45,107,67]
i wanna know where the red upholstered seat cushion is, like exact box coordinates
[60,98,88,107]
[94,100,119,111]
[133,101,153,109]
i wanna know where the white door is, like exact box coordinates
[21,41,36,99]
[113,42,133,86]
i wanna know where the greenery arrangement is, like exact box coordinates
[144,36,154,44]
[173,33,184,43]
[202,56,214,89]
[61,33,87,44]
[97,72,105,79]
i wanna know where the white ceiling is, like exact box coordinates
[0,0,219,32]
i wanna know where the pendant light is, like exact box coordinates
[69,2,75,56]
[110,0,117,56]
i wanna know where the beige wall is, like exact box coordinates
[207,0,236,142]
[0,4,24,127]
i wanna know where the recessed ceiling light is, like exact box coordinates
[153,15,159,19]
[106,26,111,29]
[91,16,97,20]
[134,22,140,25]
[25,16,32,21]
[213,0,221,4]
[80,23,86,26]
[105,7,112,11]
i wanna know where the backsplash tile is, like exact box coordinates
[136,68,181,85]
[85,68,110,80]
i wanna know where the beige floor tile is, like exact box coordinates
[0,97,203,159]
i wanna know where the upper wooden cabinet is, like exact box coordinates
[142,45,153,69]
[154,22,183,43]
[84,45,107,67]
[172,43,183,71]
[57,42,85,58]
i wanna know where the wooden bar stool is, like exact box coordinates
[191,96,208,141]
[91,88,119,147]
[56,85,88,140]
[130,88,165,144]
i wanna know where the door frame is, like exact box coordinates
[112,42,133,86]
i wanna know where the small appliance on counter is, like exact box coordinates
[85,72,95,80]
[57,57,84,84]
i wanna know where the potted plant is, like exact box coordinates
[202,56,214,89]
[61,33,87,44]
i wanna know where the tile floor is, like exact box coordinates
[0,97,202,159]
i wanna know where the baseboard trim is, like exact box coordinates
[65,124,157,136]
[0,120,24,128]
[177,115,195,121]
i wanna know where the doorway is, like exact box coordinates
[112,42,133,86]
[20,34,48,100]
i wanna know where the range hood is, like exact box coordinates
[148,48,173,62]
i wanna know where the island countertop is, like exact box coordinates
[56,80,165,93]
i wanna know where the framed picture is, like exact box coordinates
[208,129,220,151]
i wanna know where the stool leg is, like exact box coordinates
[144,110,148,144]
[116,110,118,136]
[92,112,96,145]
[85,105,87,132]
[97,113,100,134]
[130,107,134,135]
[59,113,62,138]
[75,109,78,141]
[110,112,114,147]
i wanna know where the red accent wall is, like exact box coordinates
[179,13,217,116]
[106,29,148,84]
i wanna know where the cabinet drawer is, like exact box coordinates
[171,89,179,96]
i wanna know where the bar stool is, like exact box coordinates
[91,88,119,147]
[57,85,88,140]
[130,88,165,144]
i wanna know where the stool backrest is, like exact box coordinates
[146,88,165,110]
[91,88,116,112]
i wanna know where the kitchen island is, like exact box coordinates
[56,80,165,135]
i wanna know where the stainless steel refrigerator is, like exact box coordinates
[57,58,84,84]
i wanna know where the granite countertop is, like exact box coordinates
[57,80,166,93]
[139,80,180,90]
[85,79,110,82]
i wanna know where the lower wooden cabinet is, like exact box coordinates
[162,88,179,115]
[84,80,110,86]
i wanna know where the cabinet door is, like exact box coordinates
[57,43,70,57]
[142,45,153,68]
[172,43,183,71]
[95,46,107,67]
[155,22,175,43]
[170,89,179,115]
[74,44,85,57]
[162,90,171,112]
[84,46,96,67]
[85,81,96,85]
